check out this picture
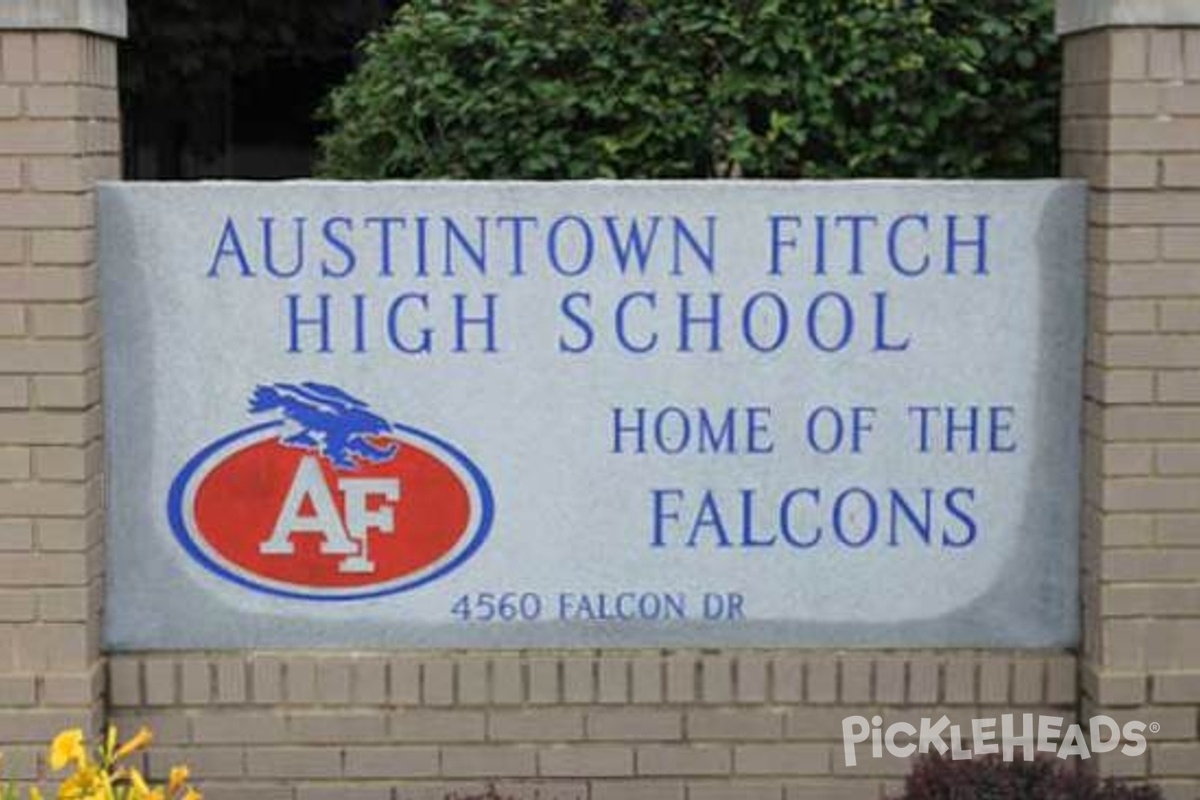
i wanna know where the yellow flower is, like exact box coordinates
[112,728,152,762]
[181,790,201,800]
[30,788,44,800]
[49,729,87,771]
[167,766,189,795]
[127,769,151,800]
[56,764,102,800]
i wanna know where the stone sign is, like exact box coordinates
[99,181,1086,648]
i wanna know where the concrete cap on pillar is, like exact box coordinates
[1058,0,1200,36]
[0,0,126,39]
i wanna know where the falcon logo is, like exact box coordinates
[168,382,493,600]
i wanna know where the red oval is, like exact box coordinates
[192,435,470,589]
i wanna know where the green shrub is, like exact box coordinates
[317,0,1058,180]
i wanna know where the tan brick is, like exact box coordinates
[772,657,802,703]
[441,746,537,778]
[489,657,522,705]
[0,268,96,302]
[0,709,96,742]
[1104,549,1200,581]
[1012,660,1044,704]
[637,745,729,776]
[391,709,485,742]
[666,653,696,703]
[246,747,341,779]
[296,787,390,800]
[0,590,36,621]
[1105,584,1200,617]
[734,744,829,776]
[1101,154,1159,189]
[1,34,35,83]
[1157,444,1200,475]
[33,373,100,408]
[421,657,454,705]
[1045,658,1076,706]
[599,657,630,704]
[840,658,872,704]
[14,623,91,671]
[22,86,82,118]
[1160,301,1200,333]
[31,230,94,265]
[1153,744,1200,776]
[1159,371,1200,403]
[491,709,583,742]
[562,656,594,704]
[1188,31,1200,79]
[1102,335,1200,368]
[0,156,20,189]
[785,779,880,800]
[805,657,837,704]
[1154,672,1200,703]
[0,122,84,157]
[528,657,559,704]
[284,657,316,704]
[0,481,92,516]
[187,783,290,800]
[1163,227,1200,261]
[0,230,26,263]
[631,656,663,704]
[0,552,87,585]
[42,668,100,706]
[350,656,386,705]
[591,781,683,800]
[455,656,488,705]
[1085,368,1154,404]
[1148,30,1185,79]
[690,709,782,741]
[143,658,176,705]
[108,657,141,706]
[1103,407,1200,440]
[978,657,1010,704]
[0,338,98,374]
[1157,514,1200,546]
[0,675,36,705]
[0,376,29,408]
[316,657,352,704]
[0,519,33,550]
[180,657,211,704]
[1094,192,1200,226]
[40,586,93,621]
[0,446,30,479]
[1102,478,1200,511]
[1110,29,1149,80]
[148,747,245,779]
[38,515,100,551]
[1095,299,1157,332]
[343,746,438,778]
[0,303,25,337]
[250,657,283,704]
[688,782,782,800]
[193,711,287,744]
[541,744,633,777]
[34,33,83,84]
[588,709,680,741]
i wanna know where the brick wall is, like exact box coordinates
[1062,26,1200,798]
[0,27,117,782]
[106,650,1074,800]
[3,7,1200,800]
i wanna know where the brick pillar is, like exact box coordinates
[1059,1,1200,794]
[0,0,124,783]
